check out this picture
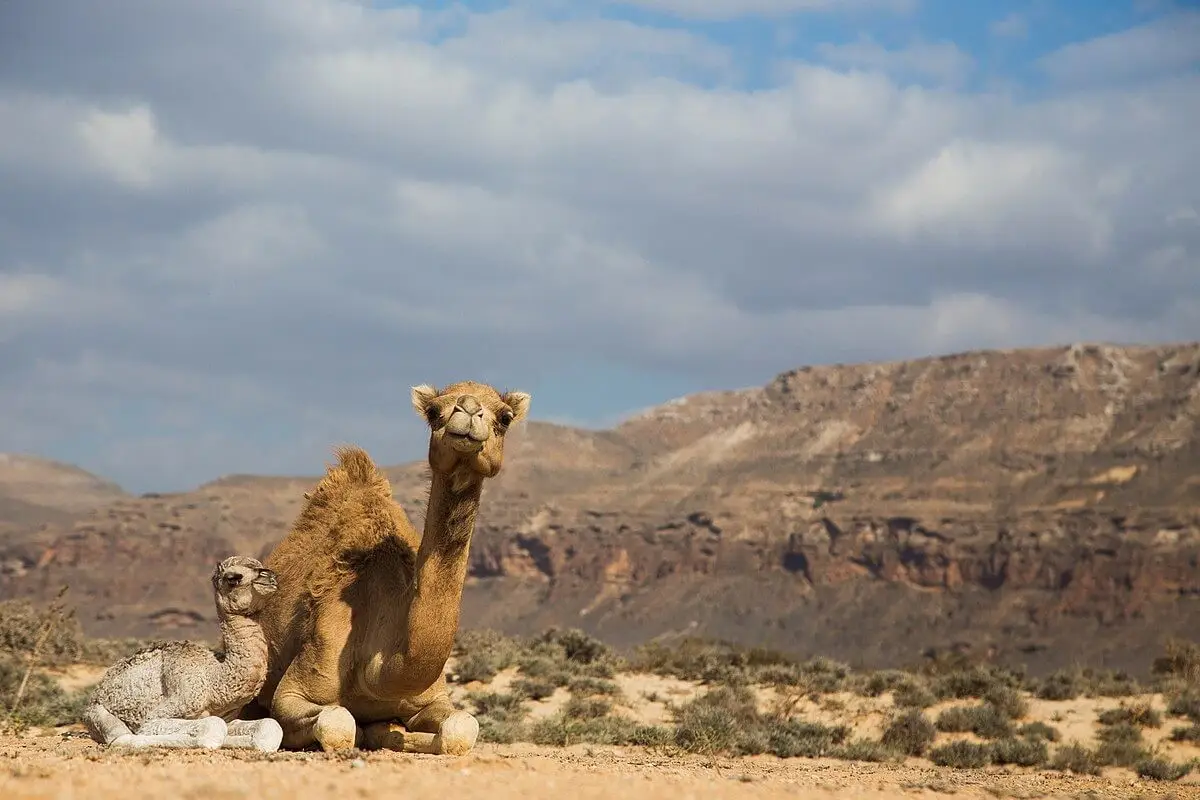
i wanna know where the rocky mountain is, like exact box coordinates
[2,342,1199,675]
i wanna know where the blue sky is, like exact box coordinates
[0,0,1197,491]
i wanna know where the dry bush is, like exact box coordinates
[990,736,1048,767]
[1152,639,1200,686]
[1050,743,1101,775]
[929,740,992,769]
[935,703,1014,740]
[1096,701,1162,728]
[1136,757,1195,782]
[879,709,936,757]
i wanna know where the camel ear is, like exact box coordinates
[411,384,439,419]
[502,391,531,422]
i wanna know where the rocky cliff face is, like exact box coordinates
[2,343,1198,675]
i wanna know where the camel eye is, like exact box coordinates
[223,572,243,586]
[497,410,514,428]
[425,405,441,424]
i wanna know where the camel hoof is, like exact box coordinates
[434,711,478,756]
[196,716,228,750]
[252,718,284,753]
[314,706,358,752]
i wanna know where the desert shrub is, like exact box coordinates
[750,718,849,759]
[514,654,572,687]
[0,655,89,731]
[861,671,935,708]
[892,680,937,709]
[465,689,527,743]
[935,703,1013,739]
[1096,701,1162,728]
[932,666,1022,701]
[629,637,799,685]
[880,709,936,756]
[1078,668,1143,698]
[0,598,86,668]
[518,628,622,682]
[671,685,758,755]
[1092,722,1149,768]
[983,684,1028,720]
[1166,690,1200,721]
[1152,639,1200,685]
[1168,723,1200,743]
[1050,743,1100,775]
[567,676,621,698]
[990,736,1048,767]
[563,695,612,721]
[1033,670,1083,701]
[859,670,909,697]
[1016,721,1060,742]
[929,740,992,769]
[528,713,671,747]
[451,629,521,683]
[511,676,557,700]
[1135,757,1194,782]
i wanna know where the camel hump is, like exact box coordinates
[333,445,382,485]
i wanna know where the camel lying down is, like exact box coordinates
[82,556,283,752]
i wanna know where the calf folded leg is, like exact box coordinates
[223,719,284,752]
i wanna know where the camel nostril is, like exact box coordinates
[456,395,482,416]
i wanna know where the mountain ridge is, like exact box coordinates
[2,340,1198,676]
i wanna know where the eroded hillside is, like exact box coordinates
[2,343,1198,674]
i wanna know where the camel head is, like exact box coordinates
[411,380,531,481]
[210,555,278,617]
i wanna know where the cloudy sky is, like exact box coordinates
[1,0,1198,492]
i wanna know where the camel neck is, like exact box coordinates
[398,466,483,689]
[212,614,269,711]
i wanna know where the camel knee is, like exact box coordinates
[311,706,359,752]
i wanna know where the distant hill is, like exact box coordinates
[2,342,1198,675]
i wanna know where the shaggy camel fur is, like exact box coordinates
[248,380,530,753]
[83,556,283,751]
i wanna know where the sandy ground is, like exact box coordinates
[2,734,1197,800]
[7,664,1197,799]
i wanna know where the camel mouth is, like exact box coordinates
[444,431,487,453]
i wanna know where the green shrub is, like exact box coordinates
[1016,721,1060,742]
[880,709,936,756]
[1168,723,1200,743]
[1092,722,1148,768]
[567,676,621,697]
[990,737,1048,767]
[1034,670,1083,701]
[929,740,992,769]
[1049,743,1100,775]
[935,703,1013,739]
[512,676,557,700]
[1135,757,1194,782]
[1096,702,1162,728]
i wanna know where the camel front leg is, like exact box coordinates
[272,655,359,752]
[360,696,478,756]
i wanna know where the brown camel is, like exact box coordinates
[251,380,530,753]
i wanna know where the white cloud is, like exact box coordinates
[1039,11,1200,85]
[610,0,917,21]
[816,36,975,85]
[0,0,1197,490]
